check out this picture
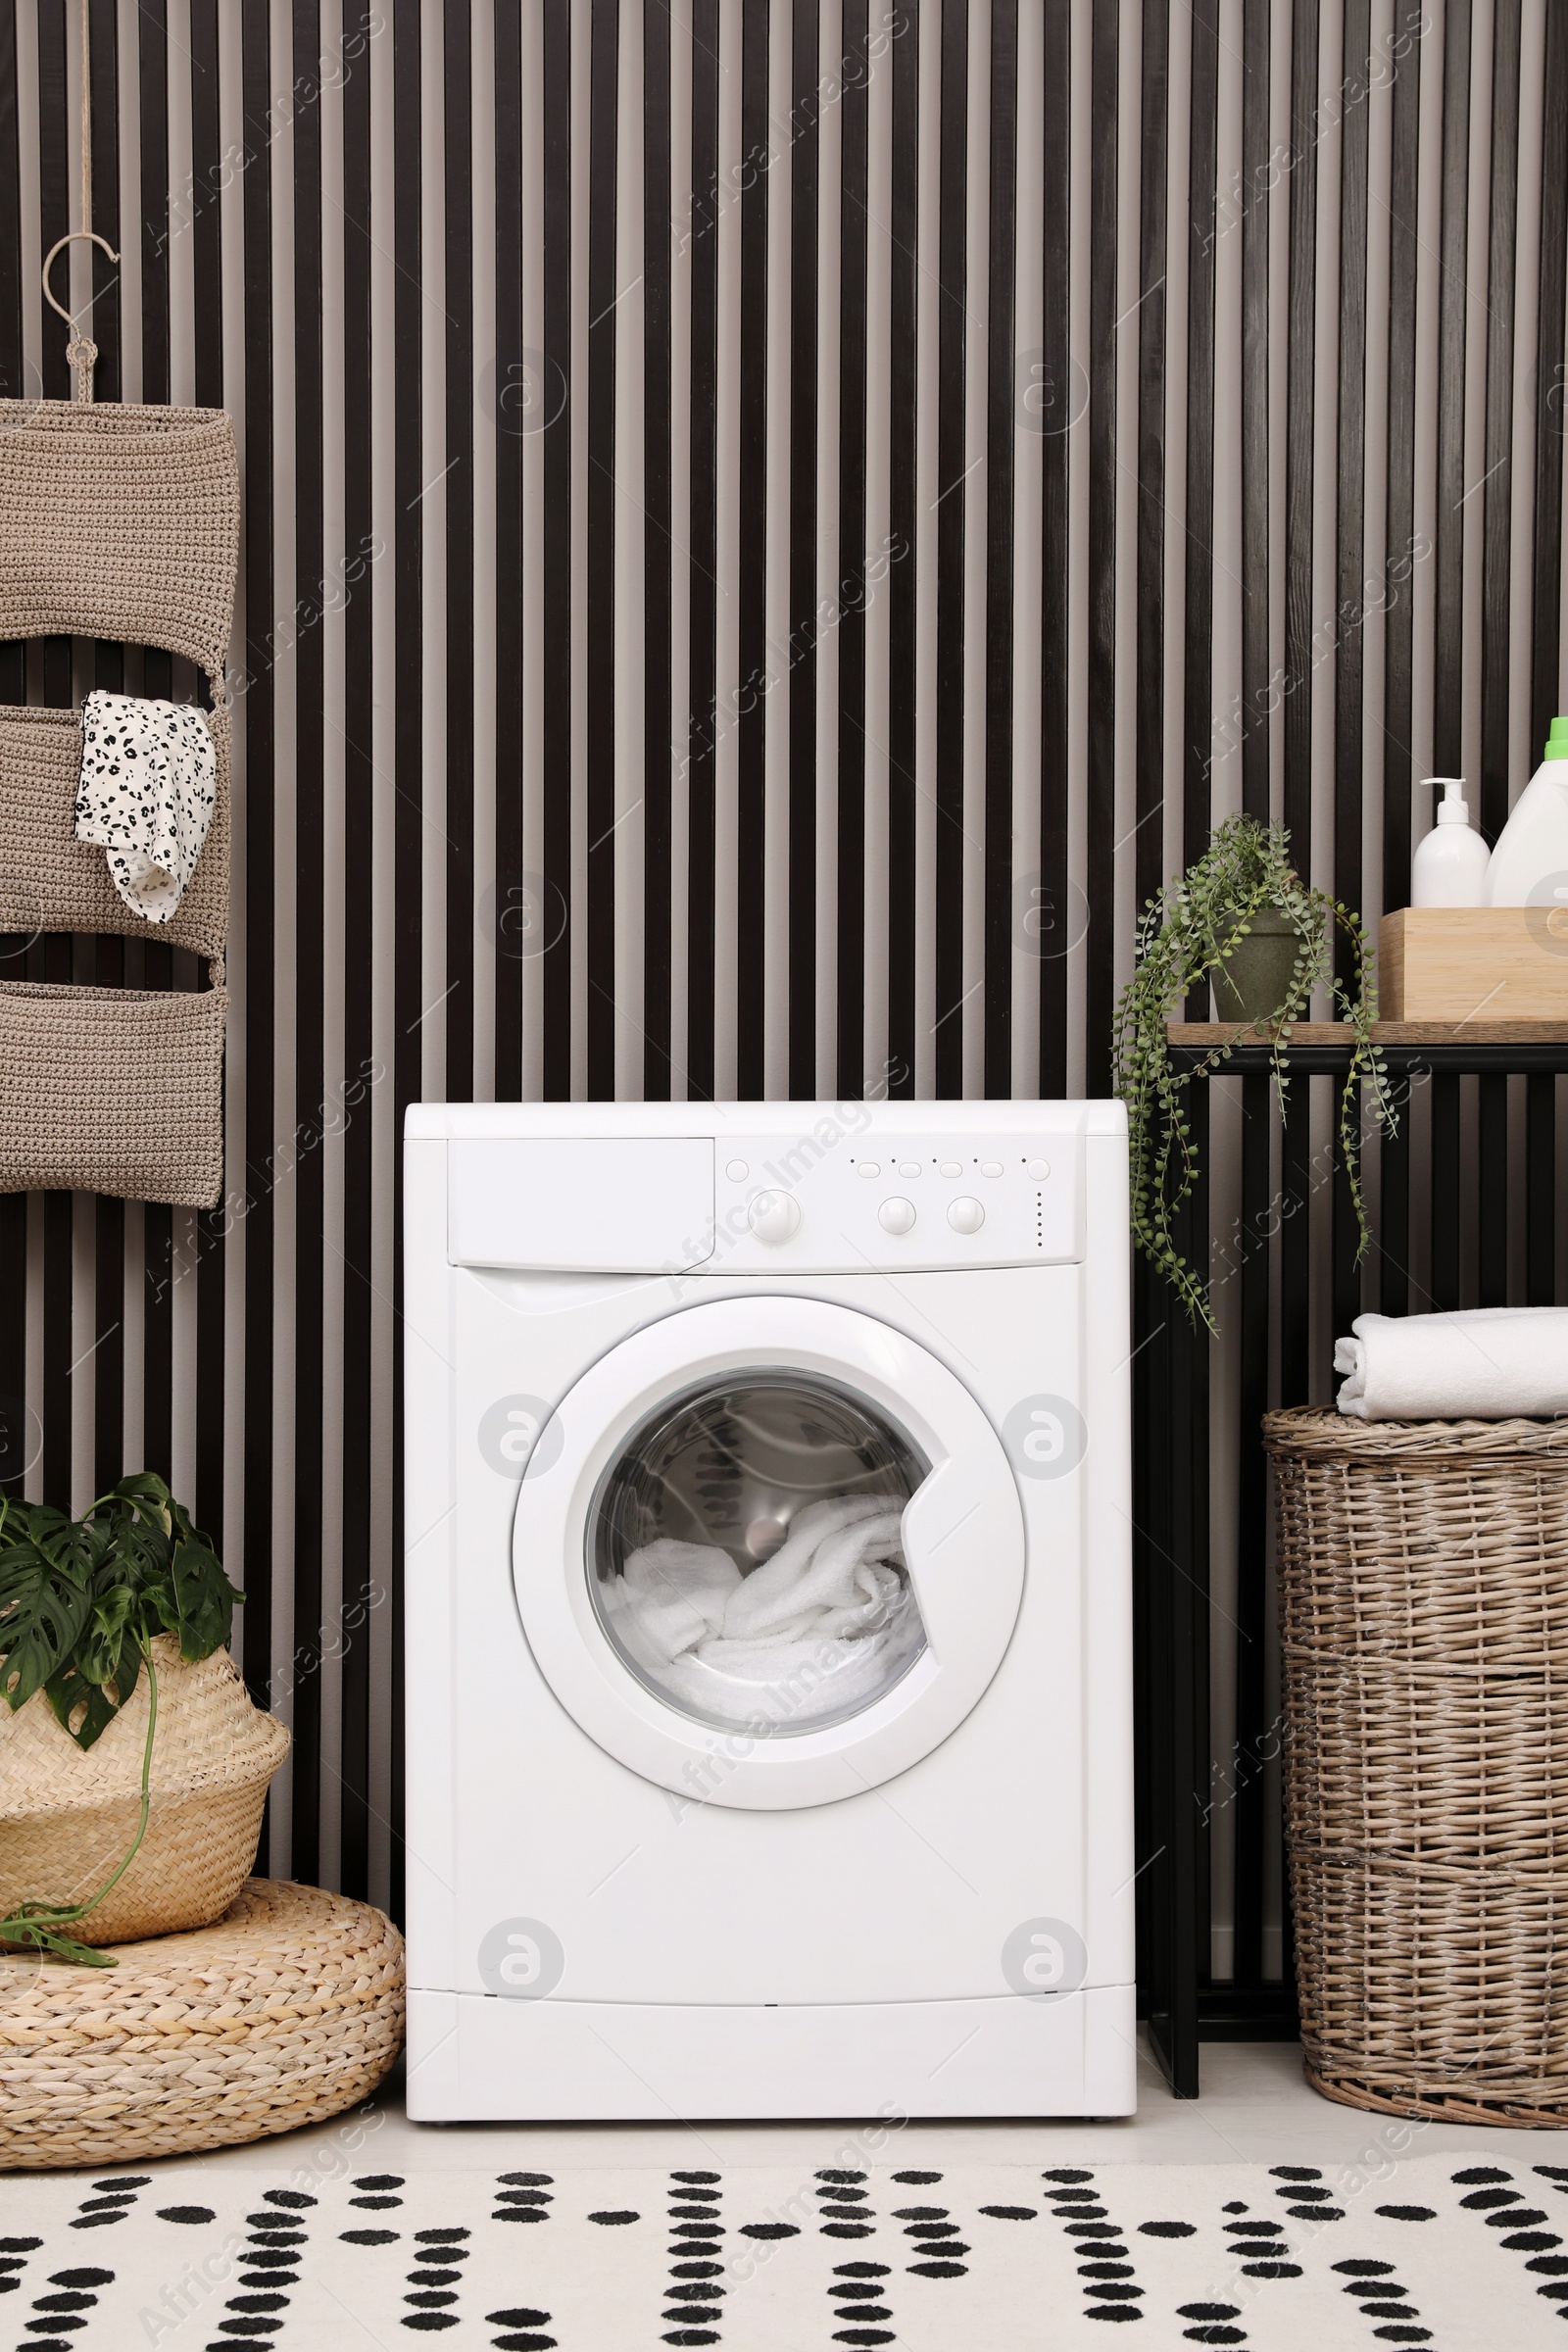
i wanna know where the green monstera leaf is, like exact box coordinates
[0,1503,91,1713]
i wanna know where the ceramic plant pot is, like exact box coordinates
[1211,906,1307,1024]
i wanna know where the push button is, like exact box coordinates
[948,1198,985,1234]
[939,1161,962,1177]
[725,1158,749,1182]
[747,1190,802,1244]
[980,1160,1004,1177]
[858,1161,880,1178]
[878,1198,916,1235]
[899,1162,922,1178]
[1024,1157,1051,1180]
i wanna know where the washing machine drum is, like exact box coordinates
[511,1296,1026,1810]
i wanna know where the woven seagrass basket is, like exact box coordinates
[0,1878,404,2168]
[1265,1405,1568,2127]
[0,1635,287,1946]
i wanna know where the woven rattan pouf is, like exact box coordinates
[0,1878,404,2169]
[1266,1405,1568,2127]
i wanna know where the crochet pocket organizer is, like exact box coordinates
[0,398,238,1208]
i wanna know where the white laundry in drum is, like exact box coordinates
[601,1495,925,1731]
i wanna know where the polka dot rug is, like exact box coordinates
[3,2152,1566,2349]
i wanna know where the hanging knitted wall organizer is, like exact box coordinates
[0,0,238,1209]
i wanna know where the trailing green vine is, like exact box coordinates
[1111,814,1396,1332]
[0,1475,241,1966]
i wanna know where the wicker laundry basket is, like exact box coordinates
[0,1878,405,2168]
[1265,1405,1568,2126]
[0,1636,287,1946]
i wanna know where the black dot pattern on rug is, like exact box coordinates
[662,2168,721,2345]
[588,2211,639,2227]
[1456,2166,1568,2306]
[493,2174,555,2227]
[24,2262,114,2350]
[488,2304,557,2352]
[1271,2167,1343,2225]
[350,2174,406,2212]
[1138,2223,1197,2239]
[1376,2208,1437,2224]
[1042,2174,1143,2323]
[403,2225,469,2333]
[206,2187,314,2342]
[818,2170,873,2239]
[829,2257,894,2346]
[1220,2213,1301,2282]
[158,2208,217,2227]
[0,2238,42,2305]
[1177,2302,1247,2347]
[892,2178,968,2284]
[71,2176,149,2230]
[1333,2254,1431,2342]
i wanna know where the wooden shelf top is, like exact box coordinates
[1168,1020,1568,1045]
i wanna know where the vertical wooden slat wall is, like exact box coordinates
[0,5,1563,2019]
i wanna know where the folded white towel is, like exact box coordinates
[603,1491,922,1730]
[1334,1308,1568,1420]
[73,690,218,923]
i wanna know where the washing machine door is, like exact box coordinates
[511,1295,1025,1809]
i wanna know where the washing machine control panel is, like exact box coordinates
[708,1134,1082,1270]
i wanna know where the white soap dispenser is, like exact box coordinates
[1411,777,1492,907]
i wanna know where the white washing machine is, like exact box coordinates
[404,1100,1135,2121]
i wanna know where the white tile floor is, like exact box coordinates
[181,2039,1568,2179]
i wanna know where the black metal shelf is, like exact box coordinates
[1136,1030,1568,2098]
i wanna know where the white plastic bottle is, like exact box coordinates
[1486,716,1568,905]
[1411,778,1492,907]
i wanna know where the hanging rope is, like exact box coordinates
[40,0,119,403]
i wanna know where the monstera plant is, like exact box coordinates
[0,1474,242,1964]
[1112,814,1395,1331]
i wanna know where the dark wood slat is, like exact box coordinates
[238,0,275,1729]
[1478,2,1522,1314]
[1531,0,1567,768]
[787,0,818,1100]
[189,0,225,1549]
[1037,0,1069,1099]
[0,0,21,1496]
[1232,1075,1271,1984]
[138,0,174,1492]
[585,0,618,1100]
[388,0,423,1921]
[1183,0,1217,897]
[1240,0,1268,823]
[338,0,376,1904]
[886,0,918,1100]
[445,0,474,1104]
[686,0,719,1102]
[289,0,325,1884]
[982,0,1017,1099]
[736,0,769,1100]
[541,0,572,1101]
[1333,0,1367,972]
[1332,0,1370,1346]
[1430,1071,1461,1308]
[642,0,672,1099]
[835,0,869,1101]
[932,0,967,1099]
[35,0,72,1513]
[1282,0,1318,860]
[1434,0,1472,783]
[88,0,123,1497]
[1480,0,1521,848]
[1382,3,1422,914]
[494,0,523,1102]
[1085,0,1116,1090]
[1526,1074,1555,1304]
[1134,0,1167,928]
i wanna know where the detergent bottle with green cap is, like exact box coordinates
[1486,716,1568,905]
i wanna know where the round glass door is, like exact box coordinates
[589,1375,929,1735]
